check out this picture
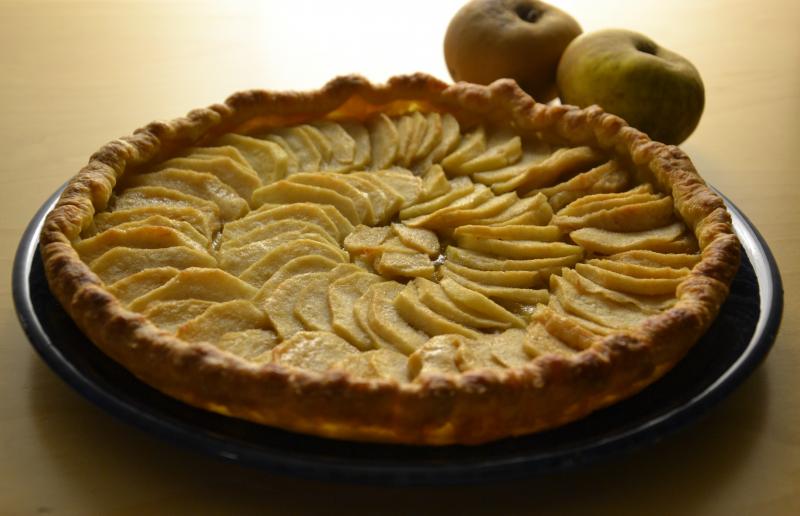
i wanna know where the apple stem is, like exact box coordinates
[515,4,541,23]
[636,41,657,55]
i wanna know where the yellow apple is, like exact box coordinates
[556,29,705,145]
[444,0,582,102]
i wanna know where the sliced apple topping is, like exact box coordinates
[575,263,684,296]
[223,202,348,243]
[554,195,675,232]
[394,283,481,339]
[441,126,486,174]
[142,299,216,332]
[251,181,361,225]
[414,113,461,174]
[569,222,689,254]
[368,281,429,355]
[470,192,553,226]
[455,234,582,260]
[253,255,340,305]
[408,335,462,379]
[531,160,629,209]
[453,131,522,175]
[264,271,332,339]
[216,329,278,361]
[329,272,384,350]
[491,146,606,194]
[414,278,509,330]
[487,329,533,368]
[266,126,323,172]
[550,274,649,329]
[293,264,363,333]
[286,172,375,224]
[298,124,334,165]
[340,120,372,170]
[220,232,340,276]
[107,267,179,305]
[214,134,289,185]
[368,113,399,169]
[258,133,300,175]
[221,219,337,252]
[238,238,349,288]
[446,246,580,272]
[271,331,359,373]
[372,170,423,207]
[439,277,526,328]
[92,206,217,241]
[607,250,700,269]
[398,176,474,219]
[442,267,549,305]
[127,267,257,312]
[152,156,261,200]
[332,348,409,382]
[89,246,217,285]
[74,225,207,265]
[391,224,439,256]
[185,145,251,167]
[419,164,451,201]
[177,300,269,343]
[113,186,221,226]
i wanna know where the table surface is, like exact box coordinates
[1,0,798,514]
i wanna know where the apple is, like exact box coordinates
[556,29,705,145]
[444,0,582,102]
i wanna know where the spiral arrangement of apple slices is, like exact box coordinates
[74,110,700,381]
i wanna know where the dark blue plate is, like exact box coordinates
[13,186,782,485]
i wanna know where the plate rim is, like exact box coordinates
[12,185,784,485]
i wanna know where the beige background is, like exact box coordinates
[1,0,798,514]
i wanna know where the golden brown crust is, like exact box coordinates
[40,73,739,445]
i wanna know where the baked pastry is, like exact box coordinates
[40,74,740,445]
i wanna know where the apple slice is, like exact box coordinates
[391,224,439,256]
[569,222,687,254]
[471,140,552,185]
[74,225,207,265]
[550,274,648,329]
[293,264,363,332]
[446,245,581,272]
[454,133,522,175]
[331,348,409,382]
[268,126,323,172]
[412,112,443,162]
[553,196,675,232]
[414,112,461,174]
[107,267,179,305]
[575,263,683,296]
[548,295,616,336]
[524,323,579,358]
[142,299,216,332]
[399,176,474,219]
[264,271,332,339]
[469,192,552,226]
[419,164,451,201]
[488,329,532,368]
[185,145,250,168]
[89,246,217,285]
[394,283,481,339]
[238,238,349,287]
[344,225,392,256]
[607,250,700,269]
[556,184,653,214]
[113,186,221,225]
[353,283,400,352]
[329,272,385,350]
[252,255,339,305]
[152,156,261,200]
[372,170,423,208]
[415,278,510,330]
[588,258,691,279]
[439,277,525,328]
[368,113,399,169]
[214,134,289,185]
[453,224,561,241]
[455,234,583,259]
[92,206,216,240]
[219,232,337,276]
[286,172,374,224]
[491,146,606,194]
[216,329,278,361]
[441,126,486,174]
[251,180,360,225]
[348,171,405,218]
[442,262,540,288]
[530,305,599,351]
[124,169,249,221]
[223,202,346,242]
[407,335,462,379]
[340,120,372,170]
[298,124,334,164]
[562,268,673,313]
[338,174,393,224]
[258,133,300,175]
[393,112,427,167]
[177,299,268,343]
[405,190,516,229]
[441,268,549,305]
[530,160,627,206]
[221,219,337,251]
[102,215,209,247]
[127,267,257,312]
[271,331,359,373]
[455,338,504,372]
[368,281,428,355]
[374,251,434,280]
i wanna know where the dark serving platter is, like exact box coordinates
[13,186,782,485]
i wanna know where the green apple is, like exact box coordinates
[444,0,582,102]
[556,29,704,145]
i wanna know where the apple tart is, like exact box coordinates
[40,74,739,444]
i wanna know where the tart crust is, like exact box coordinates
[40,74,739,445]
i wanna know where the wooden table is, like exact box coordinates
[1,1,798,513]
